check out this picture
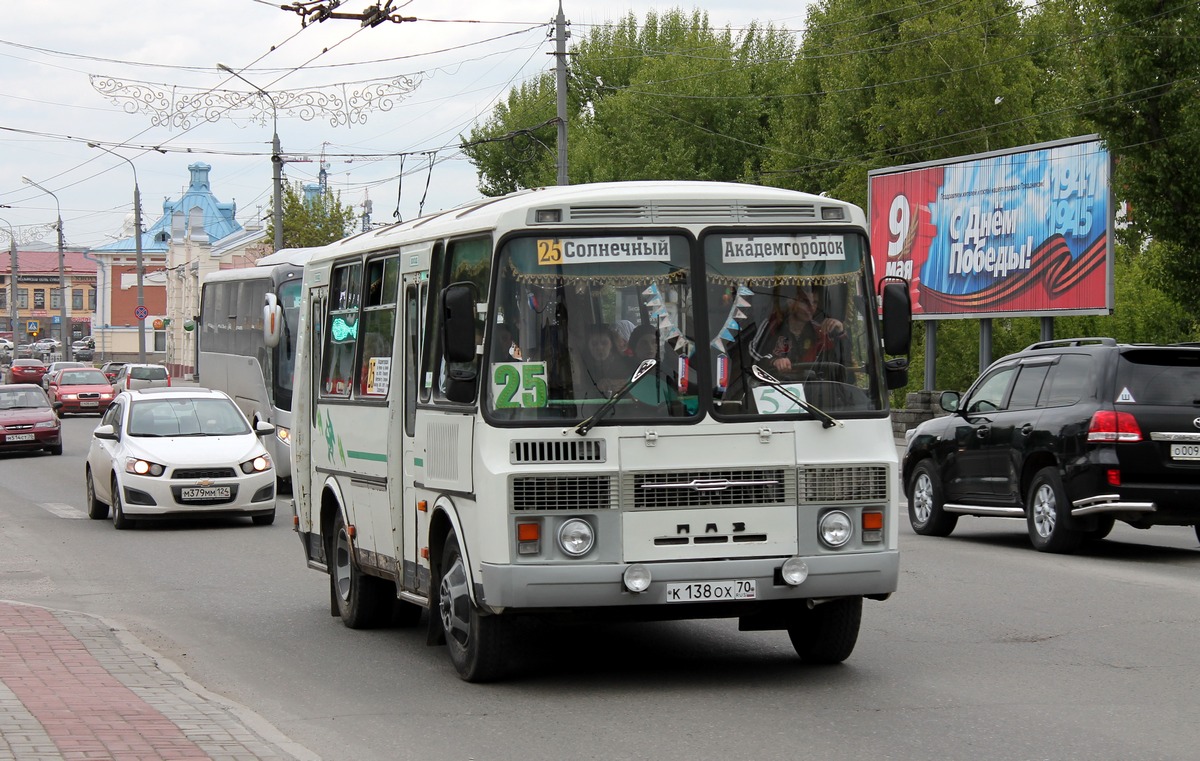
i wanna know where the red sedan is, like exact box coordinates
[47,368,116,416]
[5,359,47,385]
[0,383,62,456]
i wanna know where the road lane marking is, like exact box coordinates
[41,502,87,519]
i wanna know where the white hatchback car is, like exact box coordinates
[84,387,277,529]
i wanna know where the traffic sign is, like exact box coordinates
[134,305,149,320]
[26,320,39,333]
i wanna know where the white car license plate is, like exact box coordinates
[5,433,35,442]
[80,401,98,407]
[181,486,231,500]
[1170,443,1200,460]
[665,580,756,603]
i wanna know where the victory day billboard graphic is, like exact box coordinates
[868,137,1112,319]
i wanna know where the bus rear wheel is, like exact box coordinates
[437,533,510,682]
[330,511,391,629]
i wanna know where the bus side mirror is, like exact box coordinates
[879,278,913,390]
[441,284,477,364]
[880,279,912,356]
[440,282,480,404]
[263,293,283,349]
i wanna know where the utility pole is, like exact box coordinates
[218,64,284,252]
[554,1,570,186]
[0,217,17,346]
[21,177,71,361]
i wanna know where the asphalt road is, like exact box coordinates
[2,414,1199,761]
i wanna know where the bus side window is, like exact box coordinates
[357,256,397,398]
[321,262,362,398]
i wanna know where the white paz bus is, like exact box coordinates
[198,249,309,487]
[280,181,912,681]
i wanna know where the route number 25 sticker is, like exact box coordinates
[492,362,549,408]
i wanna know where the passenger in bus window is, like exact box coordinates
[582,323,630,397]
[611,320,636,357]
[491,323,520,362]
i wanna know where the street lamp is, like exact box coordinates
[88,143,145,363]
[0,216,17,347]
[20,176,71,361]
[217,63,283,252]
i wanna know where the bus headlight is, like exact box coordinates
[781,557,809,586]
[623,564,652,593]
[557,518,594,557]
[276,426,290,445]
[819,510,853,548]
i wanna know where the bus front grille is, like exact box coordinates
[511,439,606,464]
[798,465,889,503]
[623,468,794,509]
[512,476,613,511]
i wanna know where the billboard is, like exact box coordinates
[868,136,1112,319]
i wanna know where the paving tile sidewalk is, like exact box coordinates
[0,600,316,761]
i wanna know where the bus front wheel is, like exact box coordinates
[330,511,391,629]
[437,533,510,682]
[787,597,862,664]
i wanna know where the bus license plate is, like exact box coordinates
[182,486,231,500]
[665,580,756,603]
[1170,444,1200,461]
[5,433,35,442]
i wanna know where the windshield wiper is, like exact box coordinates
[751,365,843,429]
[574,359,656,436]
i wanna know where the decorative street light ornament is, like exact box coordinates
[89,73,424,129]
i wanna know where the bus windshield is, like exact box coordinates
[485,230,884,424]
[273,278,302,412]
[486,233,698,423]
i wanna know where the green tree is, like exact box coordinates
[1074,0,1200,306]
[763,0,1045,207]
[462,9,795,194]
[266,181,356,249]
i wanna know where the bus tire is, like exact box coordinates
[438,533,510,682]
[330,511,391,629]
[787,597,862,665]
[86,468,109,520]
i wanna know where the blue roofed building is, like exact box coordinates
[90,162,269,374]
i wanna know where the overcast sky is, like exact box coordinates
[0,0,811,249]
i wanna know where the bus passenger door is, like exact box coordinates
[296,286,326,525]
[398,277,428,595]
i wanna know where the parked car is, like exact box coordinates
[99,361,127,383]
[0,383,62,455]
[5,358,48,385]
[47,367,116,416]
[903,337,1200,553]
[0,338,12,351]
[43,361,89,389]
[71,340,95,361]
[109,363,171,392]
[84,387,277,528]
[14,344,34,359]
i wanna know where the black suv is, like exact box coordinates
[902,338,1200,553]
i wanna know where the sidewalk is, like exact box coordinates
[0,600,316,761]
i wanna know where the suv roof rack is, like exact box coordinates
[1023,337,1117,352]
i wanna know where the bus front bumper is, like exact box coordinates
[479,550,898,610]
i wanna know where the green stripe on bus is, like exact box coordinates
[347,450,388,462]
